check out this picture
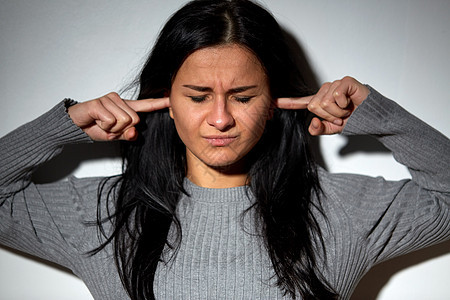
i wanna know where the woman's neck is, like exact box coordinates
[186,170,248,188]
[186,156,249,189]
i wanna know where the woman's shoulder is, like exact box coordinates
[315,166,410,230]
[36,174,122,221]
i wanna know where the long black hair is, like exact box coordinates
[94,1,337,299]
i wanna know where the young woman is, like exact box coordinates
[1,0,449,299]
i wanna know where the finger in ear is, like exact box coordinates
[167,89,174,119]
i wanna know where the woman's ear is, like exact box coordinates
[169,106,174,119]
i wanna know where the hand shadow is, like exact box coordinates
[339,135,390,156]
[31,142,121,184]
[281,29,328,169]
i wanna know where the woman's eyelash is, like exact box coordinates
[189,96,207,102]
[234,96,252,103]
[188,95,254,103]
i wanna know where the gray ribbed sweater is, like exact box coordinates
[0,87,449,299]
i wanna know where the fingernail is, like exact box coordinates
[333,119,343,126]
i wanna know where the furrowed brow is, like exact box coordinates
[182,85,213,92]
[228,85,257,93]
[182,85,258,93]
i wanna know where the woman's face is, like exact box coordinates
[169,44,271,174]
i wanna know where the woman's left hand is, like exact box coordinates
[276,76,369,135]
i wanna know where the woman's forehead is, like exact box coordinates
[174,44,267,88]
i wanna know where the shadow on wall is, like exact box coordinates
[31,142,121,184]
[351,240,450,300]
[339,135,390,156]
[16,26,447,299]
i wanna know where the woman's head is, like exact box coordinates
[136,0,310,176]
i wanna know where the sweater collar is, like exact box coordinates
[182,178,253,203]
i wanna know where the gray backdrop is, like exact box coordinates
[1,0,449,299]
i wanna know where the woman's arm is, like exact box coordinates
[277,76,449,267]
[0,94,170,266]
[336,84,449,260]
[0,100,94,267]
[278,78,449,296]
[0,100,92,194]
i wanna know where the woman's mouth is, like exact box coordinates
[203,135,237,146]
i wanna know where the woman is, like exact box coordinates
[1,0,449,299]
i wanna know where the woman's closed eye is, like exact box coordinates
[189,95,208,103]
[188,95,254,103]
[233,95,254,103]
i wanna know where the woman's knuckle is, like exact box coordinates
[103,115,116,125]
[321,99,331,108]
[342,75,353,82]
[112,115,127,127]
[107,92,120,99]
[132,115,140,125]
[322,82,331,89]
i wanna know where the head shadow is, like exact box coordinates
[280,28,327,168]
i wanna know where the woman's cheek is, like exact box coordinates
[246,106,269,136]
[173,107,202,140]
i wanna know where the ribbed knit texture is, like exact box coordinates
[153,182,284,299]
[0,87,449,299]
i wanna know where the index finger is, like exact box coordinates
[275,95,313,110]
[125,97,170,113]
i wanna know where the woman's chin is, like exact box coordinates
[207,158,250,175]
[186,146,251,176]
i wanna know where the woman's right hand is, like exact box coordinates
[67,92,170,141]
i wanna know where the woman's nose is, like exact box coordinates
[206,97,235,131]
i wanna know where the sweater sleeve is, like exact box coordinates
[326,86,450,265]
[0,100,100,269]
[343,86,449,192]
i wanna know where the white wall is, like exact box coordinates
[0,0,448,299]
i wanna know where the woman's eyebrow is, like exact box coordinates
[228,85,257,93]
[182,85,258,93]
